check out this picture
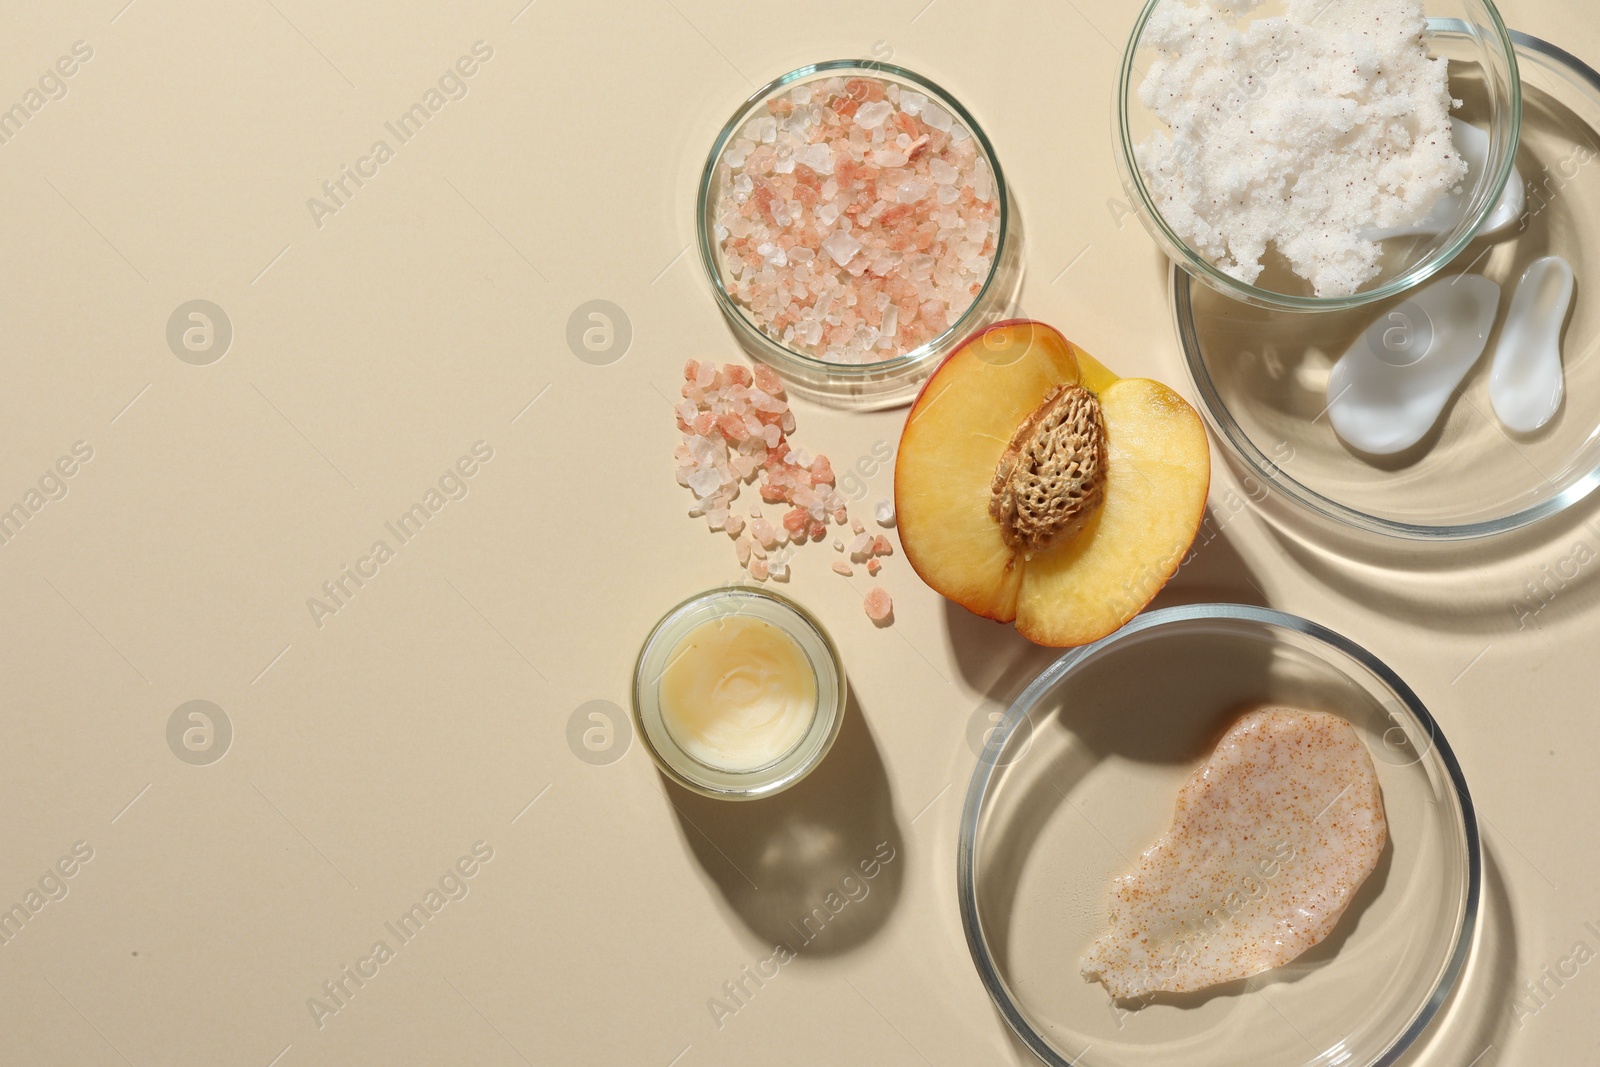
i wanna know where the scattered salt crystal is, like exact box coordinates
[863,586,893,623]
[688,469,722,497]
[851,519,865,534]
[832,561,854,576]
[874,500,896,526]
[768,559,788,581]
[866,558,881,576]
[751,558,769,581]
[833,539,844,551]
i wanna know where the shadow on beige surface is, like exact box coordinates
[1395,841,1519,1067]
[661,692,904,956]
[1259,480,1600,636]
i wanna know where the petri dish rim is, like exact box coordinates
[1171,25,1600,541]
[695,59,1012,400]
[1117,8,1521,314]
[956,603,1481,1067]
[632,586,847,800]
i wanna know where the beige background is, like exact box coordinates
[0,0,1595,1064]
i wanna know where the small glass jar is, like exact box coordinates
[697,60,1020,410]
[632,587,846,800]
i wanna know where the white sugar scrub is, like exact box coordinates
[1136,0,1468,297]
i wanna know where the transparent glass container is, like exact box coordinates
[959,605,1478,1067]
[1175,26,1600,538]
[632,587,846,800]
[698,60,1022,409]
[1116,0,1521,312]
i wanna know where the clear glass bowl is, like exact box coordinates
[1175,26,1600,539]
[1116,0,1521,312]
[959,604,1479,1067]
[697,60,1021,410]
[632,587,846,800]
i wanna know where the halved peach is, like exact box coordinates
[895,321,1210,647]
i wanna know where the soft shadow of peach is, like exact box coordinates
[661,691,904,957]
[944,523,1269,698]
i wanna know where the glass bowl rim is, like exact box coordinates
[1116,7,1523,313]
[695,58,1011,379]
[631,585,848,800]
[1172,26,1600,540]
[956,602,1482,1067]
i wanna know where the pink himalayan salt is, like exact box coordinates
[867,558,882,576]
[832,561,854,576]
[864,586,893,623]
[872,535,894,557]
[751,558,769,581]
[713,75,1001,365]
[674,359,858,578]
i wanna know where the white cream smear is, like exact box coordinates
[1490,256,1573,433]
[1082,709,1386,1000]
[1327,273,1501,454]
[1136,0,1466,297]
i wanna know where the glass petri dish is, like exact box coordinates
[632,587,846,800]
[1117,2,1520,312]
[1175,25,1600,539]
[697,60,1021,410]
[958,604,1478,1067]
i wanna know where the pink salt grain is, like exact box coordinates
[751,558,769,581]
[713,75,1001,365]
[863,586,893,623]
[832,561,854,576]
[866,558,881,576]
[672,360,855,581]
